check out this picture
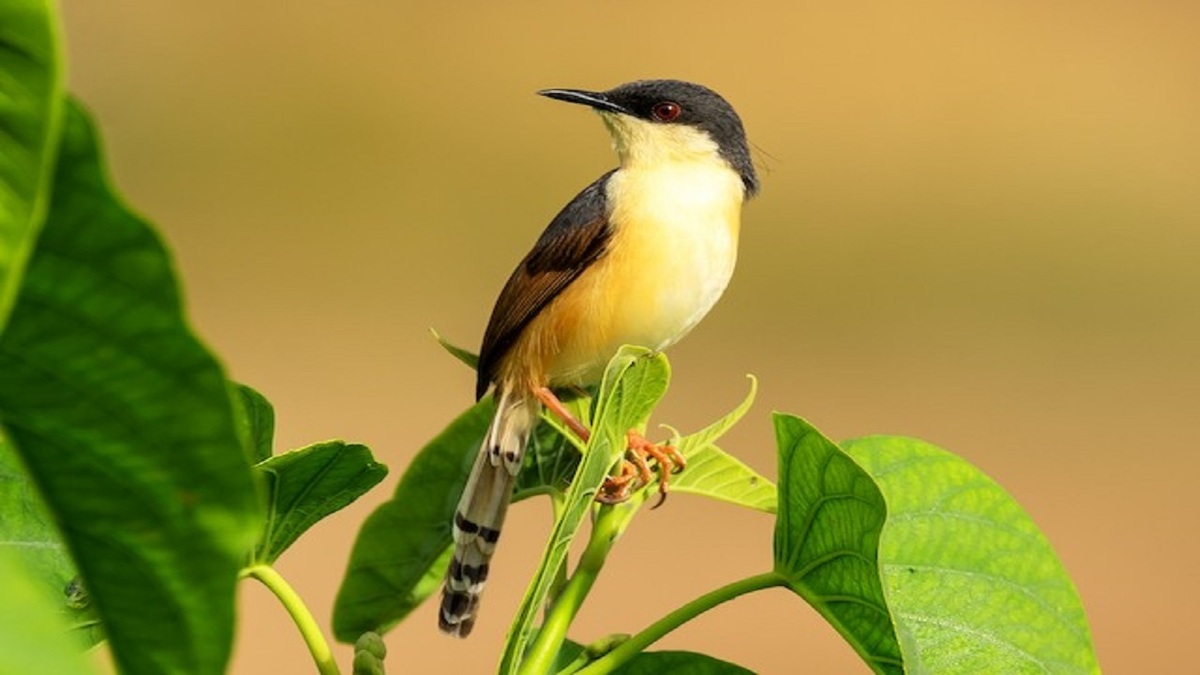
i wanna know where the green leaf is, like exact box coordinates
[0,552,95,675]
[500,346,670,674]
[561,638,752,675]
[333,399,495,641]
[513,418,582,500]
[844,435,1099,674]
[431,328,479,370]
[612,651,754,675]
[773,416,1100,674]
[552,639,587,673]
[772,414,903,674]
[0,438,102,646]
[0,101,261,675]
[236,384,275,463]
[253,441,387,564]
[0,0,63,333]
[670,375,775,513]
[671,443,775,513]
[334,394,587,641]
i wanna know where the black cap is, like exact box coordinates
[539,80,759,197]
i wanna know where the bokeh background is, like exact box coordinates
[62,1,1197,672]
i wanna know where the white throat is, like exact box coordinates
[599,113,727,170]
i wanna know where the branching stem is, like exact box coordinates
[242,564,341,675]
[573,571,786,675]
[518,504,632,675]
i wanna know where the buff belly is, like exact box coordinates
[519,163,744,389]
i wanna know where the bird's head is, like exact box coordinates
[539,79,759,197]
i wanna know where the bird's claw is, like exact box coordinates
[596,430,686,506]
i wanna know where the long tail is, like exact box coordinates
[438,389,535,637]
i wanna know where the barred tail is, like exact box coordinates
[438,390,535,637]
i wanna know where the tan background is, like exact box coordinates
[63,1,1197,673]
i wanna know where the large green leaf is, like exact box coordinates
[773,415,1099,674]
[772,414,903,674]
[253,441,387,564]
[0,551,95,675]
[333,399,495,641]
[0,438,100,646]
[844,435,1099,674]
[0,101,261,675]
[0,0,62,333]
[500,346,670,674]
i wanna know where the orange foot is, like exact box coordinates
[534,386,687,506]
[596,431,686,507]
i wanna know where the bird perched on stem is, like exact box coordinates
[439,79,759,637]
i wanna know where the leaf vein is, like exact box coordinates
[884,563,1089,642]
[895,611,1052,672]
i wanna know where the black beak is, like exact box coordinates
[537,88,629,115]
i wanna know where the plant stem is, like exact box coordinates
[519,505,630,675]
[573,571,786,675]
[545,493,571,605]
[555,634,629,675]
[242,564,341,675]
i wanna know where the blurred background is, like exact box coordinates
[63,1,1197,672]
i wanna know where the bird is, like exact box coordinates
[438,79,759,638]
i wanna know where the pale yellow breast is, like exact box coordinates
[538,160,745,387]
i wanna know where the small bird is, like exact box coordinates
[438,79,758,637]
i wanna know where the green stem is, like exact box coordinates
[242,564,341,675]
[556,634,630,675]
[574,571,786,675]
[519,505,630,675]
[546,493,570,606]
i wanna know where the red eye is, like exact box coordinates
[651,101,682,121]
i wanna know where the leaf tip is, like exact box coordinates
[430,328,480,370]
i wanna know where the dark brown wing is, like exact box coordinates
[476,170,615,399]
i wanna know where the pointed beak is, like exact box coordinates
[537,88,629,115]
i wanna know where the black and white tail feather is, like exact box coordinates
[438,390,535,637]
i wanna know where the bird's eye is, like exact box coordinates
[651,101,682,122]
